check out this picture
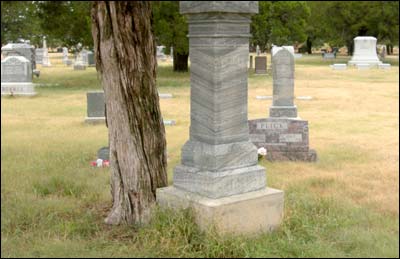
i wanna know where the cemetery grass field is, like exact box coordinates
[1,53,399,257]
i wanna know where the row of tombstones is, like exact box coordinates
[87,46,316,163]
[1,43,96,96]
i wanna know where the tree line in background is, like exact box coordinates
[1,1,399,71]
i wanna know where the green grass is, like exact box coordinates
[1,55,399,257]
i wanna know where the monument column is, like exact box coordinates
[157,1,284,235]
[269,46,297,118]
[174,1,265,199]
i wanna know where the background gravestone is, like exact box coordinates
[255,56,267,74]
[85,90,175,125]
[74,52,87,70]
[248,46,316,162]
[62,47,69,64]
[85,91,105,124]
[87,51,95,66]
[157,1,284,235]
[35,48,44,65]
[1,55,36,96]
[348,36,382,67]
[41,37,51,67]
[80,49,95,66]
[157,46,167,61]
[97,146,110,160]
[1,43,36,71]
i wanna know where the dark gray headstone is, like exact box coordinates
[86,91,105,117]
[248,118,317,162]
[255,56,267,74]
[97,146,110,160]
[88,51,95,66]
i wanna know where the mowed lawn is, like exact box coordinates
[1,53,399,257]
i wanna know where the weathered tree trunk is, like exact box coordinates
[173,51,188,72]
[306,36,312,54]
[346,40,354,56]
[91,1,167,225]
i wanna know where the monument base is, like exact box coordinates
[269,105,298,118]
[156,186,284,235]
[85,117,105,124]
[1,82,37,96]
[348,59,382,67]
[173,164,266,199]
[248,117,317,162]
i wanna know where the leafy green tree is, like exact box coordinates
[152,1,189,72]
[36,1,92,49]
[250,2,272,52]
[304,1,330,54]
[323,1,399,55]
[250,1,310,52]
[269,1,310,47]
[366,1,399,54]
[1,1,41,46]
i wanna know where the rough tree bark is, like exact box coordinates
[91,1,167,225]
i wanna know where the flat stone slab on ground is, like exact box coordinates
[85,117,105,124]
[256,95,272,100]
[330,64,347,70]
[163,120,176,125]
[159,93,174,98]
[296,96,312,100]
[378,63,391,69]
[157,186,284,235]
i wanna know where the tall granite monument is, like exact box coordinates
[157,1,284,235]
[348,36,382,67]
[248,46,317,161]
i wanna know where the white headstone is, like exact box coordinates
[348,36,382,67]
[62,47,69,64]
[41,37,51,67]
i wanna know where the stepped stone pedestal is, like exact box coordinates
[157,1,283,235]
